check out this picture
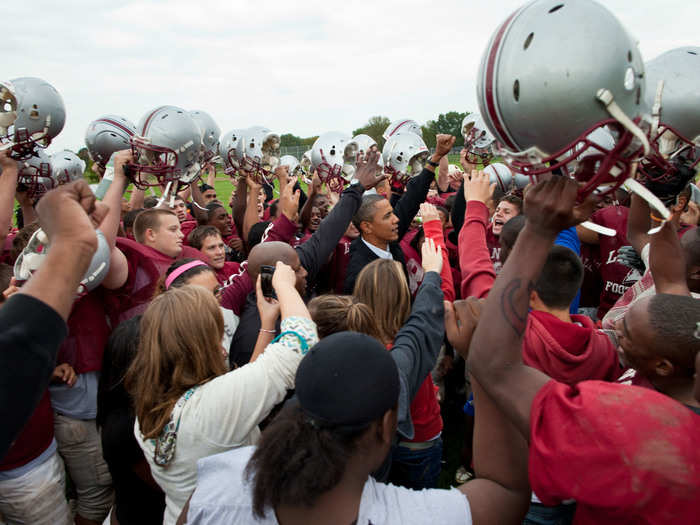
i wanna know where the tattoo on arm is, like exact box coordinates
[500,278,534,336]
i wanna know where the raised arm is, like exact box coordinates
[390,244,444,439]
[0,151,19,246]
[242,176,264,243]
[650,220,691,296]
[394,134,454,239]
[459,170,497,299]
[468,177,594,439]
[99,150,132,290]
[420,203,454,301]
[299,173,321,231]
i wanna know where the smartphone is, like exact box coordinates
[260,265,277,299]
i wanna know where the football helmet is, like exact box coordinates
[189,110,221,165]
[235,126,280,183]
[461,113,495,164]
[128,106,202,191]
[279,154,305,179]
[14,228,111,295]
[639,47,700,196]
[51,150,85,185]
[17,149,55,199]
[219,129,244,176]
[382,132,429,188]
[311,132,357,193]
[84,115,136,168]
[0,77,65,160]
[351,134,378,154]
[383,119,422,141]
[484,163,513,193]
[476,0,649,200]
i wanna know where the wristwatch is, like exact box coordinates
[426,159,439,168]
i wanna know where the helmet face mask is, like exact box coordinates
[311,132,355,193]
[219,129,243,177]
[17,150,55,200]
[382,132,429,189]
[128,106,201,191]
[462,114,495,164]
[0,78,65,160]
[640,48,700,188]
[234,127,280,184]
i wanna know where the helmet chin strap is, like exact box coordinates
[596,89,649,157]
[156,180,173,208]
[622,178,672,234]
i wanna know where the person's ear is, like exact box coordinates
[360,220,372,236]
[378,408,396,446]
[145,227,157,243]
[654,358,674,377]
[529,289,539,309]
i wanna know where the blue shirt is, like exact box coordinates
[554,227,581,314]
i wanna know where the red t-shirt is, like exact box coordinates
[327,236,353,294]
[530,380,700,524]
[180,220,198,244]
[104,238,208,325]
[58,290,111,374]
[590,206,642,319]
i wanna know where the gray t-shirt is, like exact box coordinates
[186,446,472,525]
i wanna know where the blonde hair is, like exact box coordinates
[353,259,411,345]
[125,285,226,438]
[308,294,384,342]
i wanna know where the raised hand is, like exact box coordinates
[460,149,477,173]
[464,170,495,204]
[271,261,296,292]
[419,202,440,224]
[256,274,281,328]
[36,180,110,251]
[421,237,443,274]
[524,176,596,237]
[355,149,385,190]
[435,134,457,158]
[278,176,300,222]
[444,297,484,359]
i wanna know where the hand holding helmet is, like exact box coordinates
[354,150,384,191]
[464,170,495,205]
[524,176,596,237]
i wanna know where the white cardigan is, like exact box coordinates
[134,316,317,525]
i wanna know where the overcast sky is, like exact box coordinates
[6,0,698,153]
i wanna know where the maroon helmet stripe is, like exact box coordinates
[484,10,519,151]
[98,118,134,137]
[389,120,412,137]
[140,106,165,136]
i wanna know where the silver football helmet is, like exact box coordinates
[17,149,55,199]
[311,132,357,193]
[0,77,65,160]
[84,115,136,168]
[51,150,85,185]
[642,47,700,182]
[280,154,306,175]
[14,228,111,295]
[383,119,423,141]
[219,129,244,176]
[462,113,495,164]
[484,163,512,193]
[235,126,280,183]
[477,0,648,199]
[128,106,202,191]
[351,134,378,154]
[382,132,429,188]
[189,110,221,165]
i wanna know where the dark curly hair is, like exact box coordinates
[245,404,371,518]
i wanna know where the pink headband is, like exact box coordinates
[165,260,209,289]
